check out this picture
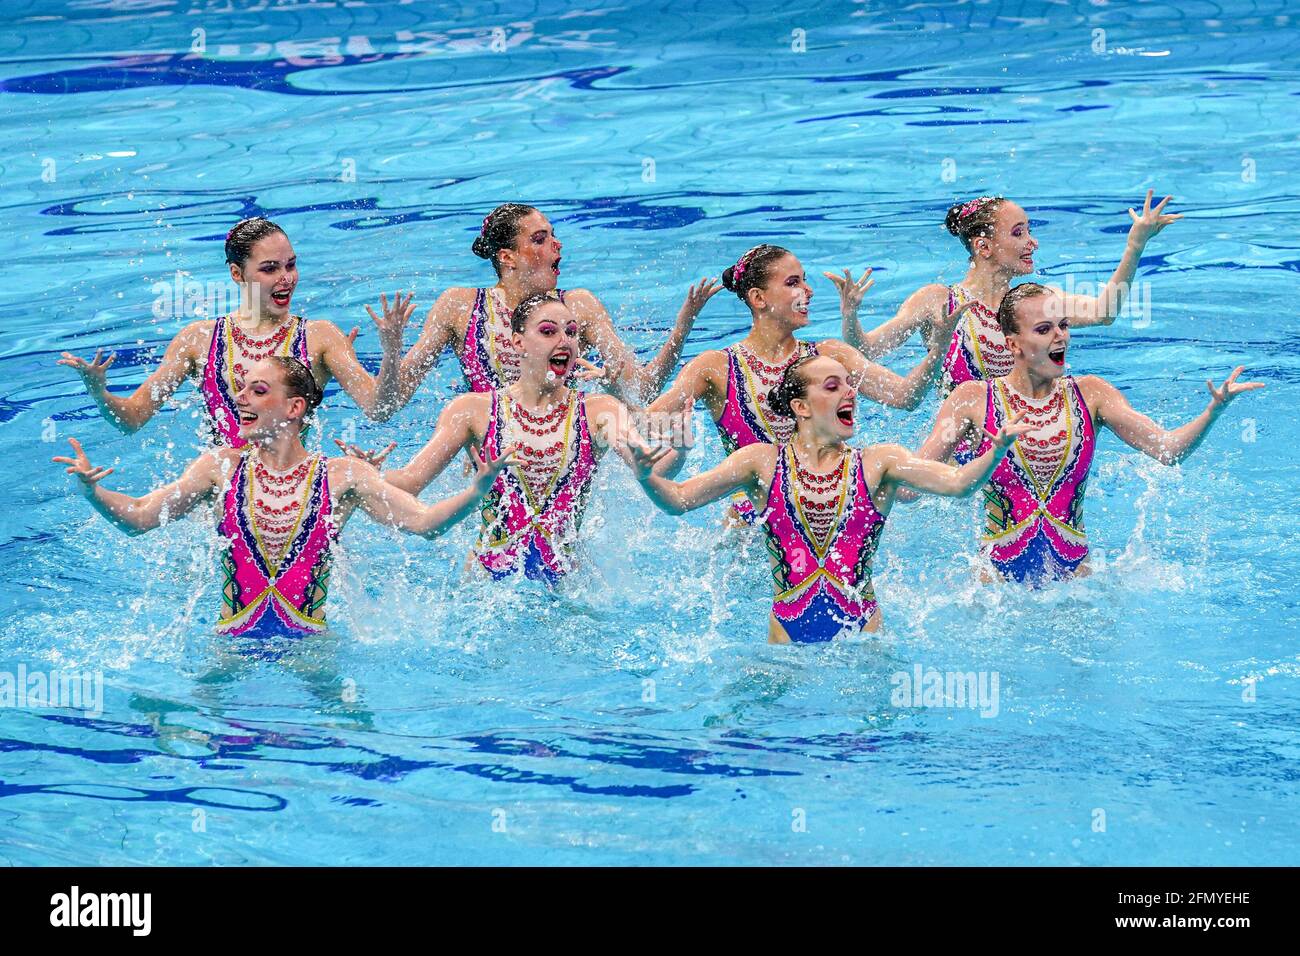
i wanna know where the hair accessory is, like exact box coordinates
[480,213,493,236]
[957,196,1000,219]
[732,245,763,280]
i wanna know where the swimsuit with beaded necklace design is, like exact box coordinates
[201,314,310,446]
[939,285,1013,463]
[762,445,887,643]
[972,376,1095,586]
[216,450,337,638]
[459,287,568,393]
[716,340,819,523]
[476,386,597,583]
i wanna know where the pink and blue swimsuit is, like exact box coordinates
[459,287,567,393]
[200,314,310,447]
[972,377,1096,586]
[761,446,887,643]
[216,453,336,638]
[939,286,1013,464]
[715,341,819,523]
[476,388,597,584]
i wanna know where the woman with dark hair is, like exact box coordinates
[839,190,1182,397]
[366,292,644,584]
[59,216,413,446]
[53,356,514,638]
[914,282,1263,586]
[646,243,964,522]
[387,203,718,407]
[628,354,1030,642]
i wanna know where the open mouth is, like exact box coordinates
[548,350,571,375]
[1048,345,1066,366]
[270,287,293,307]
[836,404,854,426]
[238,411,259,426]
[552,257,561,276]
[793,300,809,316]
[1020,254,1035,267]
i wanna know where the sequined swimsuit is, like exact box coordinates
[939,286,1013,464]
[714,341,819,523]
[200,314,310,447]
[216,452,336,637]
[476,389,598,583]
[971,377,1095,586]
[761,446,887,642]
[459,287,568,392]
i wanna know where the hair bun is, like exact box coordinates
[471,235,493,259]
[944,203,965,237]
[721,266,737,291]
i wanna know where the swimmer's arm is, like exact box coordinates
[841,282,949,359]
[572,285,715,405]
[316,292,415,422]
[1083,369,1264,465]
[54,439,223,535]
[336,448,511,538]
[391,289,463,410]
[645,353,721,477]
[56,322,205,433]
[877,431,1016,499]
[819,337,944,411]
[894,382,986,503]
[631,443,769,515]
[381,393,481,494]
[1062,190,1181,327]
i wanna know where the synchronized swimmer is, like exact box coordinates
[54,194,1264,641]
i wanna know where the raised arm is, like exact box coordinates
[335,443,514,538]
[381,393,482,494]
[389,288,465,411]
[642,351,723,477]
[52,438,224,534]
[1060,190,1181,327]
[57,322,207,433]
[626,440,770,515]
[315,292,416,422]
[568,282,718,405]
[1083,367,1263,465]
[835,277,951,360]
[916,380,987,463]
[819,323,957,411]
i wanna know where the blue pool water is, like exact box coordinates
[2,0,1298,865]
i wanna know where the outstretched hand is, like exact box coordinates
[678,277,723,323]
[334,438,397,468]
[1207,366,1265,408]
[623,430,674,480]
[930,300,975,351]
[1127,189,1182,246]
[57,349,116,389]
[573,355,626,384]
[367,290,417,352]
[468,442,518,493]
[822,267,875,320]
[52,437,113,491]
[988,408,1035,449]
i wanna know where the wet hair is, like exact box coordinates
[721,244,791,304]
[767,355,818,419]
[509,291,566,334]
[944,196,1006,256]
[472,203,540,277]
[267,356,323,430]
[996,282,1052,337]
[225,216,287,267]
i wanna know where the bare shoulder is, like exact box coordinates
[582,391,625,418]
[950,379,987,406]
